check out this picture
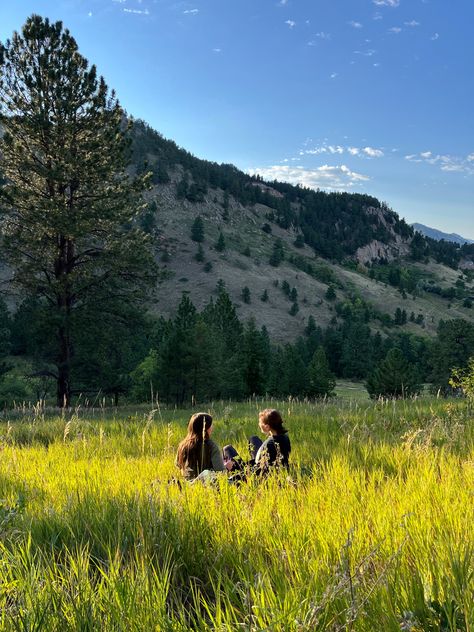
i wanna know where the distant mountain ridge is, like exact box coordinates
[411,223,474,245]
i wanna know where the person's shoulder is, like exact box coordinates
[275,433,291,449]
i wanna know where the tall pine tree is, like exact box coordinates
[0,16,156,406]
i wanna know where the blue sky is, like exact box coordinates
[1,0,473,238]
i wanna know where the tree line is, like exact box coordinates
[1,281,474,406]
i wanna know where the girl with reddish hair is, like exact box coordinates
[223,408,291,477]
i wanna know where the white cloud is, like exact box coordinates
[303,148,327,155]
[301,143,384,159]
[330,73,338,79]
[441,164,463,173]
[389,27,402,34]
[212,48,222,53]
[247,165,370,191]
[123,7,149,14]
[431,33,439,40]
[362,147,384,158]
[279,0,288,5]
[88,11,93,17]
[405,20,420,27]
[183,8,199,14]
[349,21,363,28]
[405,151,474,174]
[285,20,296,28]
[354,49,376,56]
[373,0,400,6]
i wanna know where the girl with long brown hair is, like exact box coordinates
[175,412,226,481]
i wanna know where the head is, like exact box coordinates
[258,409,288,435]
[187,412,213,440]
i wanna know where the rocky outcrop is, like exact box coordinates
[355,206,411,263]
[355,238,409,264]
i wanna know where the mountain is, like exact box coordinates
[127,120,474,342]
[411,223,474,245]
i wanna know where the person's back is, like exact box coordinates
[256,432,291,470]
[254,429,291,476]
[175,412,225,481]
[178,438,223,481]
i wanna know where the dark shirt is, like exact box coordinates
[255,433,291,474]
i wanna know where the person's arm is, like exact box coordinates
[210,441,226,472]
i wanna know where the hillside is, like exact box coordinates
[130,121,474,342]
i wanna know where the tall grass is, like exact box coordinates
[0,398,472,630]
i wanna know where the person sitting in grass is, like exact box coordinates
[223,408,291,478]
[175,412,226,481]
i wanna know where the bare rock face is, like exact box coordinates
[355,239,407,264]
[355,206,411,264]
[250,182,284,198]
[460,258,474,270]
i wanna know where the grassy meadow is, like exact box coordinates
[0,396,473,631]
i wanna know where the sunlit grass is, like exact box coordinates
[0,397,472,630]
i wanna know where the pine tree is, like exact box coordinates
[281,280,291,297]
[241,287,251,303]
[430,319,474,393]
[215,231,226,252]
[284,344,308,395]
[0,298,11,379]
[307,347,336,398]
[269,239,284,266]
[195,244,205,262]
[366,348,422,399]
[289,302,299,316]
[177,175,189,199]
[0,16,156,406]
[242,319,266,395]
[222,192,230,221]
[203,282,245,397]
[261,289,269,302]
[325,285,337,301]
[191,216,205,242]
[305,315,317,336]
[294,234,305,248]
[340,321,373,379]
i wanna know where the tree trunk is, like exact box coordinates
[56,319,72,408]
[55,236,74,408]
